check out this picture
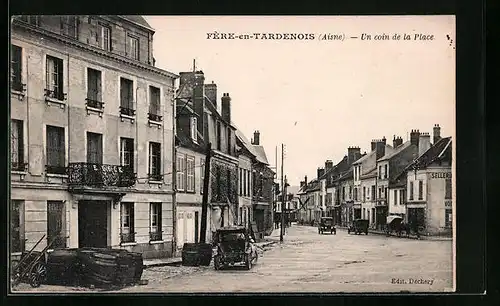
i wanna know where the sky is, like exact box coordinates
[144,15,455,187]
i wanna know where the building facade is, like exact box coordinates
[10,15,177,259]
[403,135,452,235]
[176,71,239,238]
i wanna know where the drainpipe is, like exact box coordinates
[171,83,177,257]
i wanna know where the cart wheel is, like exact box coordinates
[32,262,47,283]
[29,273,41,288]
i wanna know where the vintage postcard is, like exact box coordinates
[9,15,455,293]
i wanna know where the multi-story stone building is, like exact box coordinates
[376,130,429,229]
[357,139,392,227]
[176,71,239,239]
[250,132,275,238]
[235,129,255,228]
[10,15,177,259]
[388,125,452,236]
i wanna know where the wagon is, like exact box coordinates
[347,219,369,235]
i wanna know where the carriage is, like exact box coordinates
[385,215,410,237]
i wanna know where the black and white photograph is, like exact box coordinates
[9,15,455,293]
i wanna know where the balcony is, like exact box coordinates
[149,231,162,241]
[120,106,136,123]
[67,163,136,189]
[148,113,162,122]
[11,162,28,172]
[44,89,67,103]
[11,82,26,99]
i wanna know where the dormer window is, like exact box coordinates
[191,117,198,142]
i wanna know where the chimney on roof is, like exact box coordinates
[252,130,260,145]
[317,167,325,179]
[393,135,403,148]
[300,181,305,188]
[304,175,308,188]
[205,81,217,108]
[325,160,333,171]
[419,132,431,156]
[433,124,441,144]
[347,146,361,164]
[410,129,421,147]
[221,93,231,124]
[179,71,205,136]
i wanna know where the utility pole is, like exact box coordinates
[199,142,212,243]
[280,144,284,242]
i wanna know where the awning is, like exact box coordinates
[386,215,403,224]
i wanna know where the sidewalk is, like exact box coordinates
[143,234,281,268]
[296,224,452,241]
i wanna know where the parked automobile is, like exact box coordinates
[213,226,258,270]
[318,217,336,235]
[348,219,369,235]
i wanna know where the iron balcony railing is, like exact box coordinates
[85,98,104,109]
[149,231,162,241]
[67,162,136,188]
[120,232,135,244]
[12,162,28,172]
[148,113,162,122]
[11,82,26,93]
[44,89,67,101]
[120,106,136,116]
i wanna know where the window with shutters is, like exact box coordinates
[409,181,414,200]
[200,158,205,195]
[11,119,25,172]
[354,188,358,201]
[149,142,162,181]
[120,137,134,173]
[384,164,388,179]
[148,86,162,122]
[86,132,103,164]
[394,190,398,205]
[216,121,222,150]
[47,201,66,249]
[186,156,195,192]
[46,125,66,174]
[120,202,135,243]
[86,68,103,109]
[149,202,162,241]
[445,209,452,228]
[445,178,452,199]
[120,77,135,116]
[191,117,198,142]
[176,154,186,191]
[60,16,78,39]
[239,169,243,195]
[45,55,65,101]
[400,189,405,204]
[100,25,111,51]
[127,35,139,60]
[11,45,24,92]
[363,187,366,202]
[418,180,423,200]
[11,200,25,253]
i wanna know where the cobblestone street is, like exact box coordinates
[14,224,453,293]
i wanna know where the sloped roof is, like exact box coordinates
[393,137,452,181]
[407,137,452,171]
[353,150,374,165]
[252,145,269,165]
[120,16,155,32]
[378,141,412,162]
[235,128,257,158]
[339,168,353,181]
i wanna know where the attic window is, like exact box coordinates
[191,117,198,142]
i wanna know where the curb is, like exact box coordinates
[143,241,279,268]
[143,258,182,268]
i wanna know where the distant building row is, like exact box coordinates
[297,125,452,236]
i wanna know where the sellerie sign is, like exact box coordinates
[430,172,451,179]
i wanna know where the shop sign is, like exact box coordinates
[430,172,451,179]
